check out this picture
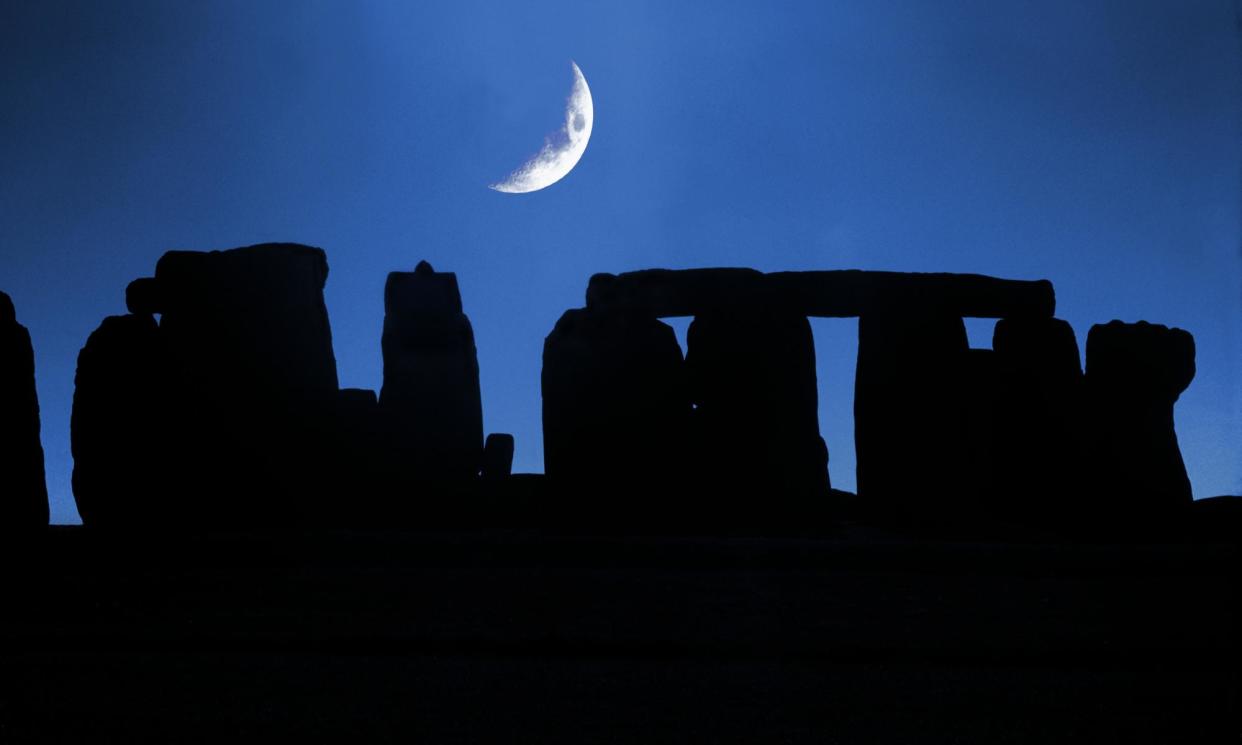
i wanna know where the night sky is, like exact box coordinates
[2,1,1239,523]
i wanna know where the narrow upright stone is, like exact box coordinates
[0,291,49,528]
[854,313,970,521]
[380,261,483,481]
[991,317,1086,524]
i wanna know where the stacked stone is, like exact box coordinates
[849,277,1057,526]
[544,269,833,523]
[74,243,342,527]
[379,261,483,482]
[0,291,49,528]
[546,268,1070,527]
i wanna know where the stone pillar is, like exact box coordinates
[991,317,1085,525]
[854,313,970,522]
[380,261,483,481]
[71,314,174,527]
[542,308,690,503]
[1084,320,1195,518]
[685,310,828,509]
[132,243,342,526]
[0,291,48,528]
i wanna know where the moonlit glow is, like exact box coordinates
[490,61,593,194]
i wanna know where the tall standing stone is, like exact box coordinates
[685,310,829,510]
[991,317,1085,524]
[854,313,970,522]
[133,243,341,526]
[71,314,174,527]
[542,308,690,507]
[0,292,48,528]
[1084,320,1195,519]
[380,261,483,481]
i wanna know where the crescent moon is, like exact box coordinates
[490,61,593,194]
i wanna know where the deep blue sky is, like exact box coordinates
[2,1,1239,523]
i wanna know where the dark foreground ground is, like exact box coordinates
[0,523,1236,743]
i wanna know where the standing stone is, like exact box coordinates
[991,317,1085,525]
[380,261,483,482]
[685,310,829,513]
[71,314,174,527]
[0,292,48,528]
[1084,320,1195,519]
[542,308,690,506]
[854,313,970,523]
[132,243,342,526]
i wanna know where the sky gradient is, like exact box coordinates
[2,0,1240,523]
